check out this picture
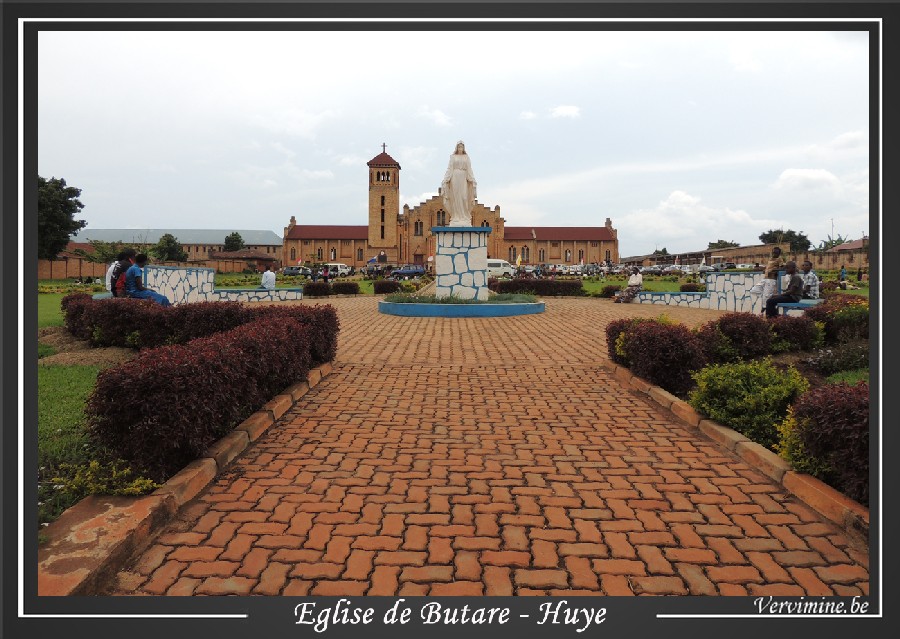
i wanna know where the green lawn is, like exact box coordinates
[38,293,66,328]
[37,364,101,524]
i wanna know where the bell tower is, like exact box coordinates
[367,144,401,257]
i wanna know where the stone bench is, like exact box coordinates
[776,298,823,315]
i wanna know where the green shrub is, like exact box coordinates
[52,459,159,503]
[605,318,652,366]
[776,407,832,478]
[790,382,869,505]
[679,283,704,292]
[689,358,809,449]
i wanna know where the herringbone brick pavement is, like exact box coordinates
[105,297,869,596]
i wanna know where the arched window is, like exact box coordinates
[605,250,611,261]
[578,249,584,263]
[481,220,489,227]
[357,248,363,261]
[317,247,323,260]
[539,248,545,262]
[330,247,336,260]
[509,246,517,262]
[414,221,423,236]
[436,210,447,226]
[290,248,296,261]
[565,249,572,262]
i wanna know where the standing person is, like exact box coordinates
[322,265,330,284]
[749,246,784,315]
[839,264,847,282]
[765,261,803,317]
[104,253,123,294]
[260,263,276,290]
[856,266,863,282]
[615,267,643,303]
[124,254,171,307]
[111,248,137,298]
[800,260,820,299]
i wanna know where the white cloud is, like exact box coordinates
[550,105,581,119]
[417,106,452,127]
[519,111,537,120]
[336,154,366,167]
[396,146,437,171]
[401,191,440,209]
[774,168,841,192]
[249,108,337,138]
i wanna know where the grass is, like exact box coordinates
[581,277,690,295]
[37,365,101,525]
[38,343,56,359]
[826,368,869,385]
[38,293,66,328]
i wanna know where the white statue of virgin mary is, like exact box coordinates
[440,141,477,227]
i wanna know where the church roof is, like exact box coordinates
[367,152,401,168]
[285,225,369,240]
[504,226,615,242]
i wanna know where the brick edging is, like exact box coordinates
[36,362,334,596]
[600,359,869,546]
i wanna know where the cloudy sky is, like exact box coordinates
[37,27,871,257]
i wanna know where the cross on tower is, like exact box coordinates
[381,143,386,153]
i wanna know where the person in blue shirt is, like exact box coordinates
[839,264,847,282]
[124,254,171,307]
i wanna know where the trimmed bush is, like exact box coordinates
[86,317,313,482]
[605,318,649,366]
[61,293,95,340]
[373,280,402,294]
[804,294,869,344]
[622,321,707,397]
[245,304,339,365]
[331,281,360,295]
[768,315,824,353]
[679,283,704,292]
[789,382,869,505]
[802,340,869,376]
[489,279,584,296]
[689,358,809,449]
[85,298,171,348]
[165,302,248,345]
[302,282,331,297]
[599,284,622,298]
[696,312,773,363]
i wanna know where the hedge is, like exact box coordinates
[60,295,339,364]
[302,282,332,297]
[331,281,361,295]
[373,280,402,294]
[86,316,313,482]
[488,278,584,296]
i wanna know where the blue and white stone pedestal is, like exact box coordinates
[433,227,492,301]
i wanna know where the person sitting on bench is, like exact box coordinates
[765,261,803,318]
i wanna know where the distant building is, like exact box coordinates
[282,146,619,269]
[70,229,284,264]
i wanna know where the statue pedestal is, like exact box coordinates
[432,227,492,300]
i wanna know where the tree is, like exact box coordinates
[150,233,187,262]
[37,176,87,259]
[71,240,127,264]
[707,240,740,250]
[759,229,811,253]
[652,248,669,256]
[815,233,850,252]
[223,232,245,252]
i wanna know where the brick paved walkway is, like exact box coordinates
[106,297,869,596]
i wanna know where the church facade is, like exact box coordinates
[282,147,619,269]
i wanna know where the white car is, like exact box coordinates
[487,259,515,278]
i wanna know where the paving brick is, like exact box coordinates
[99,298,869,599]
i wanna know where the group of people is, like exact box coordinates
[749,246,823,317]
[104,249,171,307]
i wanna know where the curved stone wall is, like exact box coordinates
[144,266,303,304]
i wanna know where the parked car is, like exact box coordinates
[696,265,716,273]
[487,259,515,278]
[661,265,684,276]
[282,266,311,277]
[641,266,663,275]
[391,264,426,280]
[324,262,352,277]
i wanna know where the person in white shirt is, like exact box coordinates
[615,267,644,303]
[105,253,122,292]
[260,264,276,290]
[800,260,819,299]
